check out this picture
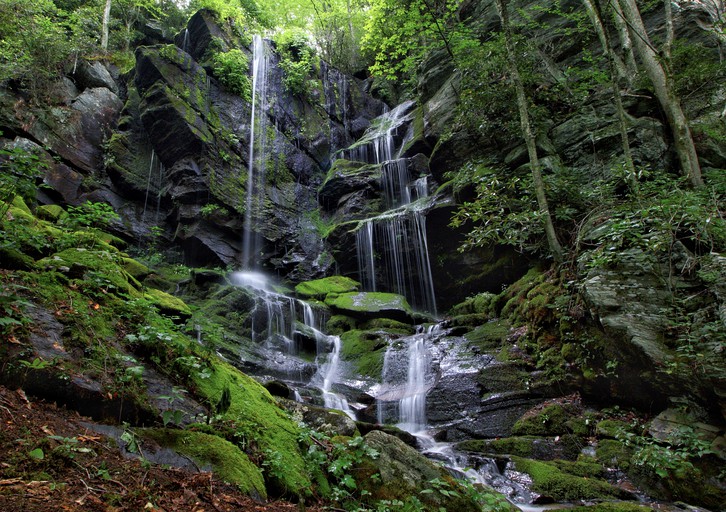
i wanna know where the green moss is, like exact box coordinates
[476,362,530,392]
[449,292,497,317]
[457,436,538,457]
[512,457,632,501]
[359,318,414,333]
[465,320,510,351]
[141,428,266,498]
[0,246,35,270]
[340,330,388,378]
[595,439,632,470]
[144,288,192,318]
[121,257,150,280]
[294,276,360,299]
[325,315,357,335]
[512,404,575,436]
[37,248,141,297]
[11,195,32,214]
[190,359,311,496]
[595,419,633,439]
[550,458,607,479]
[36,204,66,222]
[325,292,413,318]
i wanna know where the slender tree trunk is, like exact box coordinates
[583,0,628,80]
[101,0,112,51]
[610,0,638,82]
[619,0,703,187]
[495,0,564,263]
[664,0,674,62]
[588,0,638,192]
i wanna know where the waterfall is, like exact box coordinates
[356,221,376,291]
[349,101,437,315]
[181,28,190,53]
[398,335,428,432]
[376,325,438,430]
[229,271,355,419]
[242,35,270,269]
[320,335,355,420]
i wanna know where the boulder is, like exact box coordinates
[325,292,415,324]
[360,430,483,511]
[73,60,119,94]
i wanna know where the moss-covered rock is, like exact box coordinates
[339,330,388,378]
[359,430,501,511]
[122,257,151,280]
[512,403,580,436]
[457,435,583,461]
[37,248,141,297]
[325,292,414,323]
[36,204,67,222]
[570,503,657,512]
[512,457,633,501]
[189,358,311,496]
[449,292,498,317]
[294,275,359,299]
[465,320,510,351]
[0,246,35,270]
[325,314,357,335]
[595,439,632,470]
[141,428,266,499]
[144,288,192,319]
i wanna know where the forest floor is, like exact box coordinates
[0,385,321,511]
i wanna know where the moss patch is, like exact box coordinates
[465,320,510,351]
[141,428,266,498]
[295,276,359,299]
[339,330,388,378]
[144,288,192,318]
[325,292,413,322]
[512,457,632,501]
[190,359,311,496]
[512,403,579,436]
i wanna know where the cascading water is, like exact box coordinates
[319,335,355,420]
[142,149,164,223]
[181,28,190,54]
[349,102,437,315]
[242,34,270,269]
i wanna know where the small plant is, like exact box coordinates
[212,49,252,100]
[63,201,120,231]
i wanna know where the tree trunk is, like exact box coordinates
[101,0,112,51]
[583,0,628,80]
[494,0,565,263]
[610,0,639,82]
[619,0,703,187]
[588,0,638,192]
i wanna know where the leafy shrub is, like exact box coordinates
[212,49,252,100]
[276,29,315,96]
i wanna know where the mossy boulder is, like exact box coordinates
[325,292,414,324]
[512,457,634,501]
[359,430,499,511]
[512,403,580,436]
[295,275,360,299]
[339,330,389,378]
[144,288,192,319]
[449,292,498,317]
[141,428,266,499]
[325,314,357,334]
[122,257,151,280]
[465,320,510,351]
[37,248,141,296]
[36,204,67,222]
[189,358,311,496]
[457,435,582,461]
[0,246,35,270]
